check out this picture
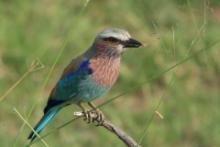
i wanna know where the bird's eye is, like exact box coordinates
[103,37,120,42]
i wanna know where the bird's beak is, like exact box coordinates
[123,38,143,48]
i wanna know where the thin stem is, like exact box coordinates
[13,108,49,147]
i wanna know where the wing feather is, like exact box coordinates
[44,55,85,110]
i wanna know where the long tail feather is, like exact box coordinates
[28,107,60,142]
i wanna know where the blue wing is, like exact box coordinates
[44,59,93,112]
[28,59,93,142]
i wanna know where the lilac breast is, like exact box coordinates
[89,57,121,88]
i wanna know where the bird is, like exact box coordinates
[28,28,143,142]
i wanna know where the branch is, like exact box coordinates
[74,111,141,147]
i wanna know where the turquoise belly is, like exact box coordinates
[76,77,110,102]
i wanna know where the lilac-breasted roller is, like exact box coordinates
[28,28,143,141]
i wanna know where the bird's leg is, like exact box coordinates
[77,102,92,123]
[88,102,105,125]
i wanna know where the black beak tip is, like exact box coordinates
[124,38,143,48]
[134,41,143,48]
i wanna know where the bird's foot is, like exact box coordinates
[82,110,93,123]
[82,109,105,125]
[94,109,105,126]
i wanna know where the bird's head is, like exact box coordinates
[93,28,143,55]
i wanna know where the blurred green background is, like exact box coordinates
[0,0,220,146]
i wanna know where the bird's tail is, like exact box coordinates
[28,107,60,142]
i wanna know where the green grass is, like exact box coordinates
[0,0,220,146]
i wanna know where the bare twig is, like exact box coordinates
[74,111,140,147]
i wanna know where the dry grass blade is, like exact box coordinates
[13,107,49,147]
[155,111,164,119]
[138,76,174,144]
[0,59,44,103]
[13,104,36,147]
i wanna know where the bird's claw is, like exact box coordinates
[95,109,105,126]
[82,110,105,125]
[82,111,92,123]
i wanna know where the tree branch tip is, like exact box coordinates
[73,110,140,147]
